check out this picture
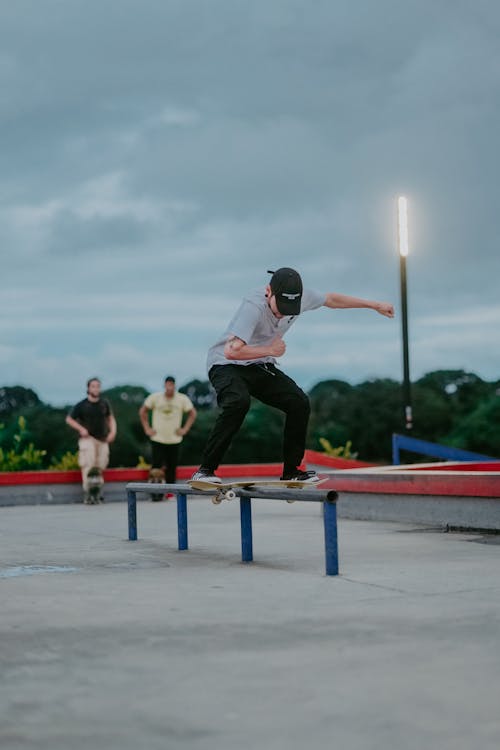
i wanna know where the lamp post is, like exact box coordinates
[397,196,412,430]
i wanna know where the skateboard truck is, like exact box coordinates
[212,488,236,504]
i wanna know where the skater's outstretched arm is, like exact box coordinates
[324,293,394,318]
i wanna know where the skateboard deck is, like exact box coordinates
[85,466,104,505]
[188,478,326,504]
[148,469,167,502]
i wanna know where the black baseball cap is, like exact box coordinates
[268,267,303,315]
[164,376,176,383]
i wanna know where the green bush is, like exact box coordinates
[50,451,80,470]
[0,416,46,471]
[318,438,358,459]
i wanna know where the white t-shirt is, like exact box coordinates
[206,287,325,371]
[143,391,194,445]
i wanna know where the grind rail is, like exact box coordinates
[126,482,339,576]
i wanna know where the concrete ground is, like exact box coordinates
[1,497,500,750]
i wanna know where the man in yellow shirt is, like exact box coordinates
[139,376,197,491]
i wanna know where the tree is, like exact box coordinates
[344,378,401,461]
[416,370,494,422]
[0,386,40,418]
[103,385,150,467]
[19,404,76,465]
[307,378,401,462]
[410,384,454,443]
[307,379,354,452]
[1,370,499,469]
[446,396,500,457]
[179,379,216,410]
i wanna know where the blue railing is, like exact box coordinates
[392,433,497,465]
[126,481,339,576]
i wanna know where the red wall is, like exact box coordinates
[0,451,372,486]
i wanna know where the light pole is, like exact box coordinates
[397,196,412,430]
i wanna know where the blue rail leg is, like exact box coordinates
[240,497,253,562]
[392,433,401,465]
[323,499,339,576]
[127,490,137,541]
[177,493,188,550]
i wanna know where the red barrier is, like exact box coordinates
[319,466,500,497]
[0,463,284,486]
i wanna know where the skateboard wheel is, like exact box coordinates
[212,496,223,505]
[225,489,236,501]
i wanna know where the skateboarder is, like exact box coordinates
[191,267,394,484]
[66,377,117,503]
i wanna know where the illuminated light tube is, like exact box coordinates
[398,196,409,257]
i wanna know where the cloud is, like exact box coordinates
[2,0,500,405]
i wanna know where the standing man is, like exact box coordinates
[191,267,394,484]
[66,377,117,503]
[139,376,197,490]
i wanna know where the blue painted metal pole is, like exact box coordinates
[127,490,137,541]
[392,432,496,463]
[176,493,188,550]
[323,499,339,576]
[392,433,401,465]
[240,497,253,562]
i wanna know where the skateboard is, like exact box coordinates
[188,478,326,504]
[148,467,166,502]
[85,466,104,505]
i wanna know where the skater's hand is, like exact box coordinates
[79,427,90,438]
[144,426,156,438]
[374,302,394,318]
[268,336,286,357]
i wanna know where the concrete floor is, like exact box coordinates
[1,498,500,750]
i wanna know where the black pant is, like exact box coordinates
[151,442,180,484]
[201,364,310,474]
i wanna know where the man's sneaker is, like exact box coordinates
[281,469,321,484]
[191,469,222,484]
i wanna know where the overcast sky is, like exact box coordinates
[2,0,499,406]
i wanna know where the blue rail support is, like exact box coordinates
[128,487,188,551]
[392,432,497,465]
[125,482,339,576]
[176,493,188,550]
[240,497,253,562]
[323,498,339,576]
[127,489,137,541]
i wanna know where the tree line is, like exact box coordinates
[0,368,499,470]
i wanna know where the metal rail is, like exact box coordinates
[126,482,339,576]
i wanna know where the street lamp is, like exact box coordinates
[397,196,412,430]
